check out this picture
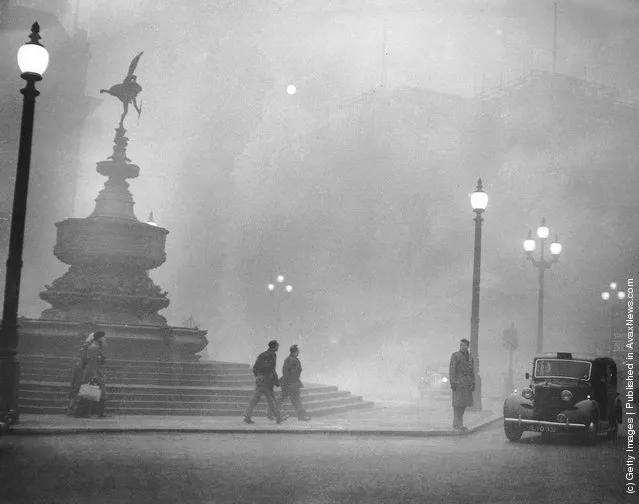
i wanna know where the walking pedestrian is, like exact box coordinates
[449,338,475,430]
[243,340,287,424]
[274,345,310,421]
[68,331,108,418]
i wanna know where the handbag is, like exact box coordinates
[78,383,102,402]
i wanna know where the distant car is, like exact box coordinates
[418,366,451,401]
[503,353,622,443]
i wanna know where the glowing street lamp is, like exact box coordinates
[523,218,562,353]
[469,178,488,411]
[601,282,626,355]
[267,274,293,334]
[0,22,49,431]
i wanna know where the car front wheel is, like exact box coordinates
[607,409,619,440]
[504,421,523,442]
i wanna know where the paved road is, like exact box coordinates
[0,424,629,504]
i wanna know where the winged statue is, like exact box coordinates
[100,51,144,127]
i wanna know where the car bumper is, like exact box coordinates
[504,416,587,433]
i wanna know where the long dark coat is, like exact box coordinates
[449,350,475,408]
[281,355,303,391]
[252,349,279,389]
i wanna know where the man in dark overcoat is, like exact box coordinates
[243,340,287,424]
[277,345,311,421]
[449,338,475,430]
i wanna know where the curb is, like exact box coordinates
[5,414,504,438]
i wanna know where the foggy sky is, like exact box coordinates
[9,0,639,400]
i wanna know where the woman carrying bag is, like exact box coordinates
[67,331,108,418]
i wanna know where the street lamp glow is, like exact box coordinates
[523,231,535,252]
[610,282,618,291]
[17,23,49,76]
[267,283,275,291]
[277,275,284,283]
[285,285,293,293]
[470,178,488,211]
[523,218,561,354]
[549,236,562,256]
[286,84,297,95]
[618,291,626,300]
[536,218,549,239]
[601,292,611,301]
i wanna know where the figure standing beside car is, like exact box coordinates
[449,338,475,430]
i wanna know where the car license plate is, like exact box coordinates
[527,425,557,433]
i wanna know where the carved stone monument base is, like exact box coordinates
[17,318,207,362]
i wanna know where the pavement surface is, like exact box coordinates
[0,421,628,504]
[8,401,502,437]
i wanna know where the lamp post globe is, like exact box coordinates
[523,231,536,253]
[17,25,49,77]
[0,22,48,430]
[470,179,488,212]
[536,219,550,239]
[549,235,562,257]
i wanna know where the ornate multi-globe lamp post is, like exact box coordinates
[0,22,49,430]
[267,274,293,335]
[523,218,562,353]
[601,282,626,355]
[469,179,488,411]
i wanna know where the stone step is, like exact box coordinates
[20,359,253,374]
[20,388,352,402]
[21,366,254,378]
[16,355,374,417]
[21,355,250,371]
[19,400,375,417]
[20,381,339,395]
[20,372,255,387]
[21,395,363,411]
[24,373,254,383]
[20,361,253,376]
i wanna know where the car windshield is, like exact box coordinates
[534,359,591,380]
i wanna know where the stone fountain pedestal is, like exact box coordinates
[19,126,208,361]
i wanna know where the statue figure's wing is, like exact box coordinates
[125,51,144,80]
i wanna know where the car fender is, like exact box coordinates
[503,393,533,419]
[567,398,599,423]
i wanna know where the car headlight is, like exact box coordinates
[521,387,533,400]
[560,390,573,402]
[442,377,448,383]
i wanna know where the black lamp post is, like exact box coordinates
[267,274,293,336]
[469,178,488,411]
[0,22,49,431]
[523,218,562,354]
[601,282,626,355]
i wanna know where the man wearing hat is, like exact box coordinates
[278,344,311,421]
[243,340,287,424]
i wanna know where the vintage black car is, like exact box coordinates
[418,366,450,401]
[503,352,622,443]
